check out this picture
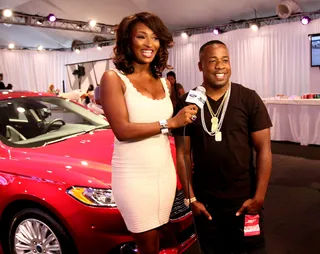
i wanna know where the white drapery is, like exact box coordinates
[1,19,320,96]
[0,50,69,92]
[168,19,320,98]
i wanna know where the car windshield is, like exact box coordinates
[0,96,109,147]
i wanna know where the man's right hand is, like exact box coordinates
[191,201,212,220]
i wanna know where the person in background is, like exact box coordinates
[0,74,5,90]
[47,84,58,94]
[94,84,101,105]
[0,82,5,90]
[167,71,185,108]
[100,12,197,254]
[6,84,13,90]
[173,40,272,254]
[86,84,95,102]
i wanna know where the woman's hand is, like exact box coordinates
[168,105,198,129]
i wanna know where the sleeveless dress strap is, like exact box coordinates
[160,78,170,98]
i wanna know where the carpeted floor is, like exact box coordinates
[186,142,320,254]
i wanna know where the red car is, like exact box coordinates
[0,91,196,254]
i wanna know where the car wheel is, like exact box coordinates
[3,208,77,254]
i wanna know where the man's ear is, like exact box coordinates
[198,61,203,72]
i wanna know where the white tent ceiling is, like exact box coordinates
[1,0,320,49]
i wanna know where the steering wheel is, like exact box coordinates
[44,118,66,133]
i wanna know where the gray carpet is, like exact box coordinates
[186,142,320,254]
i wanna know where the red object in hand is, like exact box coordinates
[244,214,260,236]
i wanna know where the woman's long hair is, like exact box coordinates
[113,12,173,79]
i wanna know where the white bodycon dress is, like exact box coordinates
[111,70,177,233]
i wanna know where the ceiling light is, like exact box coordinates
[8,43,15,49]
[250,23,259,31]
[47,13,56,22]
[37,45,44,51]
[301,16,311,25]
[3,9,13,18]
[213,28,223,35]
[89,20,97,27]
[181,32,189,38]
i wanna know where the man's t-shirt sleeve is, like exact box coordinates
[248,90,273,132]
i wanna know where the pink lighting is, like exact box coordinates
[301,16,310,25]
[48,13,56,22]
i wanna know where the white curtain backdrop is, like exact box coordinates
[168,18,320,98]
[1,19,320,97]
[0,50,69,92]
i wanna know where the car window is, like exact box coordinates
[0,96,109,148]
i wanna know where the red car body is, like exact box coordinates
[0,91,196,254]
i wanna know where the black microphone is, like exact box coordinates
[185,86,207,109]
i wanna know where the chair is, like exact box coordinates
[0,110,26,142]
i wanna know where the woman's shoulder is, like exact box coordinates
[162,77,171,91]
[100,69,127,86]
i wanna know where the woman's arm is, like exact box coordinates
[100,71,197,141]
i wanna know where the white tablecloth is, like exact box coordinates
[263,99,320,146]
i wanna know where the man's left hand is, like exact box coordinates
[236,198,263,216]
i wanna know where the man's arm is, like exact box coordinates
[174,136,212,220]
[236,128,272,215]
[251,128,272,202]
[174,136,195,199]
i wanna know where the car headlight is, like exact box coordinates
[67,187,116,207]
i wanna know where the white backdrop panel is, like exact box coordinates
[168,19,320,98]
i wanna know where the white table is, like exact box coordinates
[263,99,320,146]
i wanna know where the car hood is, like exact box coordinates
[7,129,115,188]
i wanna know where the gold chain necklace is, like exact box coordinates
[205,86,229,133]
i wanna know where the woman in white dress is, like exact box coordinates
[100,12,198,254]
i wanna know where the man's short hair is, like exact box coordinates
[199,40,226,57]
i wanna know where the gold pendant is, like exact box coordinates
[211,117,219,132]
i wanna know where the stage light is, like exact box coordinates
[213,28,222,35]
[75,48,80,54]
[3,9,13,18]
[250,23,259,31]
[181,32,188,38]
[301,16,311,25]
[8,43,15,49]
[37,45,44,51]
[89,20,97,27]
[36,20,43,25]
[48,13,56,22]
[97,46,102,50]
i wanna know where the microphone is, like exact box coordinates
[185,86,207,109]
